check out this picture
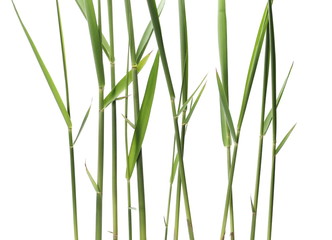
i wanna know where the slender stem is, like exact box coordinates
[267,0,277,238]
[107,0,118,239]
[56,2,78,239]
[68,129,79,240]
[96,87,105,240]
[220,131,239,240]
[124,1,147,238]
[124,46,133,240]
[173,172,182,240]
[146,1,194,238]
[227,147,235,240]
[164,183,173,240]
[250,25,270,240]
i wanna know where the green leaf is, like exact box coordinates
[170,153,179,183]
[136,0,166,62]
[276,124,296,155]
[216,71,236,144]
[218,0,229,98]
[103,52,151,108]
[176,75,207,117]
[122,114,136,129]
[216,71,231,147]
[237,2,272,130]
[263,62,294,134]
[84,0,105,87]
[75,0,111,60]
[73,102,92,145]
[12,1,72,129]
[126,53,160,179]
[85,162,100,193]
[184,83,206,125]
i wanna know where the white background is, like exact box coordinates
[0,0,331,239]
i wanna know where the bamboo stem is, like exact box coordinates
[124,1,147,238]
[267,0,277,238]
[107,0,118,238]
[250,24,270,240]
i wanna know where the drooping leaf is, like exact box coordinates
[176,75,207,117]
[276,124,296,155]
[184,83,207,125]
[263,62,294,134]
[73,102,92,145]
[84,0,105,87]
[85,163,100,193]
[12,2,72,129]
[216,71,231,147]
[126,53,160,179]
[122,114,136,129]
[136,0,166,62]
[103,52,151,108]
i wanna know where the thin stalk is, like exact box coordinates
[220,3,271,239]
[56,1,78,239]
[124,46,133,240]
[267,0,277,238]
[227,147,235,240]
[250,25,270,240]
[174,0,189,238]
[107,0,118,239]
[146,1,194,239]
[218,0,235,237]
[124,0,147,238]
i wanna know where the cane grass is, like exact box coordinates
[250,24,270,240]
[217,1,235,237]
[267,0,276,238]
[146,0,195,239]
[219,2,272,239]
[105,0,118,238]
[83,1,106,240]
[123,0,147,238]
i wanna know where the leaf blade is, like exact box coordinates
[276,124,296,155]
[103,52,151,108]
[12,1,72,129]
[126,53,160,179]
[73,102,92,145]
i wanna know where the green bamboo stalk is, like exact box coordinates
[123,0,147,238]
[267,0,277,238]
[106,0,118,239]
[124,46,133,240]
[56,2,79,240]
[83,0,106,239]
[173,0,189,239]
[250,24,270,240]
[217,0,235,238]
[219,3,271,239]
[146,0,194,239]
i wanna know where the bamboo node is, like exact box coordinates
[132,64,138,69]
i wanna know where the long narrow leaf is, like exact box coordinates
[276,124,296,155]
[263,62,294,134]
[216,71,230,147]
[12,2,72,129]
[73,102,92,145]
[122,114,136,129]
[237,2,272,130]
[103,52,151,108]
[216,71,236,142]
[126,53,160,179]
[176,75,207,117]
[136,0,166,62]
[184,83,206,125]
[85,163,100,193]
[84,0,105,87]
